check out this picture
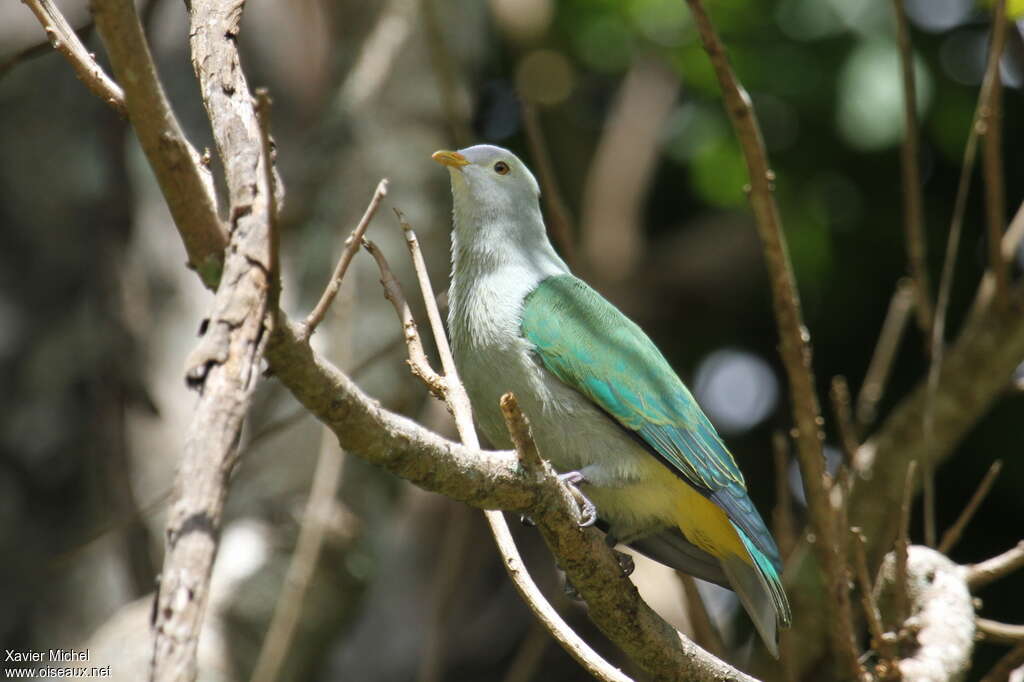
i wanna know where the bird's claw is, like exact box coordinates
[519,513,536,527]
[557,471,597,527]
[613,549,635,577]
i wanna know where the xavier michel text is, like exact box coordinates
[6,649,92,664]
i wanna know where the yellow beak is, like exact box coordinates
[432,150,470,168]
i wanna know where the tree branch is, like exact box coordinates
[890,0,934,337]
[91,0,226,289]
[938,459,1003,554]
[966,541,1024,591]
[682,0,856,671]
[856,279,915,427]
[786,276,1024,675]
[149,1,278,678]
[301,180,390,342]
[981,0,1011,308]
[977,618,1024,645]
[22,0,126,116]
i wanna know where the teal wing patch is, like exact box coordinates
[522,274,780,570]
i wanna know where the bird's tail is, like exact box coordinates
[720,522,792,658]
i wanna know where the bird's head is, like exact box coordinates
[432,145,542,240]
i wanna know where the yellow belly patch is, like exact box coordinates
[670,475,746,559]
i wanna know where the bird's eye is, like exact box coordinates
[493,161,510,175]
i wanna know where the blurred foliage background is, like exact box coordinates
[0,0,1021,680]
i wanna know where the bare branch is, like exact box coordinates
[850,527,895,665]
[92,0,226,289]
[895,460,917,628]
[926,0,1012,548]
[362,239,446,398]
[22,0,126,116]
[981,0,1011,308]
[150,0,280,676]
[302,180,389,342]
[830,375,860,463]
[856,278,915,427]
[266,316,539,508]
[967,540,1024,591]
[393,211,477,438]
[977,618,1024,645]
[0,19,93,78]
[255,89,281,311]
[682,0,850,670]
[938,459,1003,554]
[846,276,1024,558]
[890,0,934,336]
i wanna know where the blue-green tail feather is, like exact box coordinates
[721,523,791,658]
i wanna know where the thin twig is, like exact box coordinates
[497,394,633,682]
[302,179,389,342]
[922,460,937,549]
[254,89,281,312]
[967,198,1024,327]
[679,574,726,659]
[926,0,1010,549]
[938,459,1003,554]
[771,431,796,562]
[22,0,127,115]
[856,279,915,427]
[250,436,345,682]
[362,239,446,398]
[830,375,860,464]
[895,460,917,629]
[830,466,865,682]
[0,18,94,78]
[393,210,476,437]
[522,102,576,265]
[977,618,1024,645]
[890,0,934,337]
[981,0,1011,309]
[683,0,847,668]
[980,642,1024,682]
[851,527,895,664]
[967,540,1024,591]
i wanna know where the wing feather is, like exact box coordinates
[522,274,780,569]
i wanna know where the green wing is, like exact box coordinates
[521,274,780,570]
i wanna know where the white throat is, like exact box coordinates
[447,195,569,349]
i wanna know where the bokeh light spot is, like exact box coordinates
[489,0,553,43]
[837,40,932,150]
[516,49,575,106]
[694,349,779,435]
